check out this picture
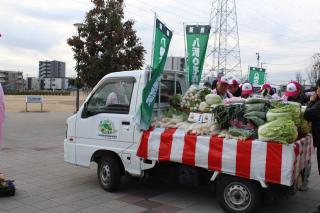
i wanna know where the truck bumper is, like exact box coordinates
[64,139,76,164]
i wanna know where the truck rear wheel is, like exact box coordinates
[217,176,261,213]
[97,156,122,192]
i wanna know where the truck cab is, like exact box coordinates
[64,70,186,188]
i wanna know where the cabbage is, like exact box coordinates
[266,111,292,122]
[205,94,222,105]
[258,119,298,144]
[199,102,210,112]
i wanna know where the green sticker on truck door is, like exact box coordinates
[98,119,119,140]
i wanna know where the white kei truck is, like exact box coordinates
[64,70,313,213]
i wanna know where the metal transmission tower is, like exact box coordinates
[208,0,242,79]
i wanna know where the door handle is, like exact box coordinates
[122,121,130,125]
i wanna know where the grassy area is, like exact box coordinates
[4,94,87,112]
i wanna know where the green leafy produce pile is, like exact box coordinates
[213,104,245,129]
[228,127,256,140]
[269,104,301,126]
[258,119,298,144]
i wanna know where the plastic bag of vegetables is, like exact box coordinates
[258,118,298,144]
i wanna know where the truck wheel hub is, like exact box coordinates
[224,183,251,211]
[101,164,111,185]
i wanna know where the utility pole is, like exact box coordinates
[256,52,260,68]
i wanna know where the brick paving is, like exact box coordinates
[0,112,319,213]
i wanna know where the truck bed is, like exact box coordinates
[137,128,313,186]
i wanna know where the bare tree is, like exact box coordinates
[307,53,320,85]
[296,72,302,84]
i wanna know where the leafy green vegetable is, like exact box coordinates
[205,94,222,105]
[258,119,298,144]
[299,114,311,137]
[213,104,246,129]
[244,111,266,120]
[245,116,265,127]
[269,104,300,126]
[245,103,266,112]
[228,127,255,140]
[196,87,212,102]
[169,94,182,108]
[266,112,292,122]
[199,102,210,112]
[164,107,189,121]
[245,98,270,104]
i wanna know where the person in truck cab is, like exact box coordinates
[106,81,129,106]
[212,77,233,99]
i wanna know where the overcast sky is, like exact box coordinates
[0,0,319,84]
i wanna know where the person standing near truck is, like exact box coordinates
[304,78,320,176]
[212,77,233,99]
[241,82,253,99]
[283,81,309,105]
[228,79,242,97]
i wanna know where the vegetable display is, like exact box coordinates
[151,86,310,144]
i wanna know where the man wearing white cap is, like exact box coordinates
[211,77,233,99]
[283,81,308,105]
[241,82,253,99]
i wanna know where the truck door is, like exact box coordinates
[74,77,138,166]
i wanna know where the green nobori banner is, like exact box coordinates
[152,19,173,71]
[138,18,173,130]
[248,67,266,85]
[185,25,211,85]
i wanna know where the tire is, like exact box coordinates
[217,176,262,213]
[97,156,122,192]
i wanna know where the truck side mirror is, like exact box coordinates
[81,102,89,118]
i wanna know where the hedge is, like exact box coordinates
[4,90,71,96]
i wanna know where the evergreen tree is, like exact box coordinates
[68,0,145,87]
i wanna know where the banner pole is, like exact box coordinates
[183,22,188,87]
[150,12,157,80]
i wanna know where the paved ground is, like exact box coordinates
[0,112,319,213]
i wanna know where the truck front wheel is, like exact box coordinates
[98,156,122,192]
[217,176,261,213]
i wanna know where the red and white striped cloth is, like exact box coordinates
[137,128,313,186]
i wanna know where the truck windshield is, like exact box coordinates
[86,79,134,115]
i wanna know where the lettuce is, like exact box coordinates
[269,104,300,126]
[258,119,298,144]
[266,112,292,122]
